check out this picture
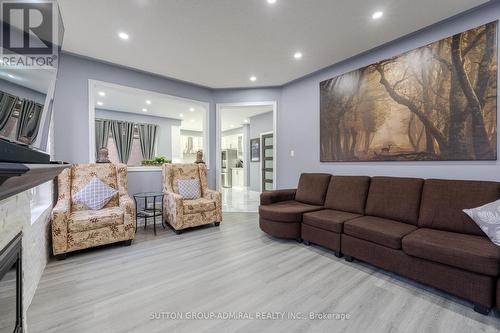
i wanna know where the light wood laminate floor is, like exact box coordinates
[28,213,500,333]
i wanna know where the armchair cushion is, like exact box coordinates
[68,207,124,233]
[73,176,117,210]
[183,198,216,214]
[71,164,119,211]
[177,179,201,199]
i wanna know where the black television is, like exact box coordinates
[0,1,64,163]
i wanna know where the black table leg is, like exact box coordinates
[153,198,157,235]
[134,197,138,233]
[144,197,147,230]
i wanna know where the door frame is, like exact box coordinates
[215,101,278,192]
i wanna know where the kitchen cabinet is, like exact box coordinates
[231,168,244,187]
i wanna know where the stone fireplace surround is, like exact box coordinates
[0,190,53,332]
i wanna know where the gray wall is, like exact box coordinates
[54,2,500,192]
[95,108,181,159]
[276,1,500,188]
[249,111,273,191]
[53,53,216,189]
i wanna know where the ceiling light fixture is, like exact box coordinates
[230,124,235,128]
[294,52,303,59]
[249,76,257,82]
[179,113,184,118]
[244,119,249,123]
[267,0,277,4]
[372,11,383,20]
[98,91,106,97]
[7,74,14,78]
[191,119,195,123]
[97,101,103,106]
[118,32,129,40]
[189,107,195,112]
[142,108,147,112]
[145,100,151,105]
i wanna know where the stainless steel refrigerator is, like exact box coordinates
[221,149,238,188]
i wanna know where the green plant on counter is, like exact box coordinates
[141,156,172,166]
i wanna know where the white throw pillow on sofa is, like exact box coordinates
[74,176,117,210]
[463,199,500,246]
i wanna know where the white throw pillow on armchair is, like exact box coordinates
[74,176,117,210]
[463,199,500,246]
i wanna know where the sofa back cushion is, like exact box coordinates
[419,179,500,235]
[365,177,423,225]
[163,163,208,196]
[70,164,119,211]
[324,176,371,214]
[294,173,331,206]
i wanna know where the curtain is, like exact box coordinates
[16,99,43,144]
[110,120,134,164]
[0,92,18,131]
[95,119,110,159]
[138,123,158,160]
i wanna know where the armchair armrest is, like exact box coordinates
[163,191,184,229]
[260,189,297,205]
[119,194,136,238]
[51,195,71,255]
[204,189,222,223]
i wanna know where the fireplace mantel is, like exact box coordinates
[0,163,70,202]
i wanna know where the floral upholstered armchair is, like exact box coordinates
[163,163,222,234]
[51,164,135,259]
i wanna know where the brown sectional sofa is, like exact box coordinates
[259,174,500,315]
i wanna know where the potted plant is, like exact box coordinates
[141,156,172,166]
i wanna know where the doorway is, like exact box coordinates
[216,101,277,212]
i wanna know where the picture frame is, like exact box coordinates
[250,138,260,162]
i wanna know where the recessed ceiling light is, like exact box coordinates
[98,91,106,97]
[118,32,129,40]
[189,107,195,112]
[179,113,184,118]
[372,11,383,20]
[142,108,147,112]
[145,100,151,105]
[190,119,195,123]
[230,124,235,128]
[244,119,249,123]
[7,74,14,78]
[250,76,257,82]
[97,101,103,106]
[267,0,277,4]
[294,52,303,59]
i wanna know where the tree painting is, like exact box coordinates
[320,22,497,162]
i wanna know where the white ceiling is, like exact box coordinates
[0,67,55,93]
[220,105,272,131]
[93,83,206,131]
[58,0,487,88]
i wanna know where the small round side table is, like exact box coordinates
[133,192,165,235]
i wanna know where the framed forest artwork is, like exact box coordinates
[320,21,498,162]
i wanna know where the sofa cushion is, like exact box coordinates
[419,179,500,236]
[183,198,216,214]
[365,177,423,225]
[69,207,124,233]
[259,200,322,222]
[463,199,500,246]
[73,176,118,210]
[294,173,331,205]
[324,176,370,214]
[303,209,361,233]
[177,179,201,199]
[344,216,417,249]
[403,228,500,276]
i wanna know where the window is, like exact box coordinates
[181,134,203,163]
[106,126,145,166]
[30,181,52,224]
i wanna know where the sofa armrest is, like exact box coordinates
[163,191,184,229]
[260,189,297,205]
[204,189,222,223]
[119,194,136,238]
[51,197,71,255]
